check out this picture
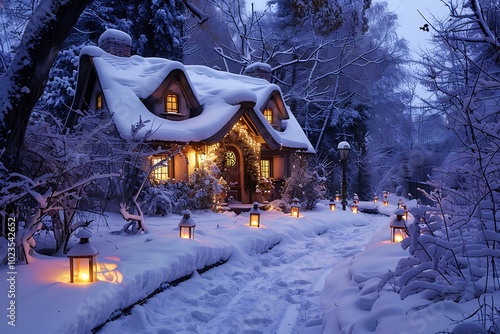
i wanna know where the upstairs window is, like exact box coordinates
[151,157,171,181]
[96,93,103,110]
[165,93,179,113]
[260,159,271,178]
[263,108,273,123]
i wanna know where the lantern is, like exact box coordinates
[390,208,408,242]
[351,203,359,214]
[335,192,341,202]
[67,229,99,283]
[373,195,378,203]
[290,198,301,217]
[179,210,196,239]
[249,202,261,227]
[397,198,403,208]
[383,191,389,206]
[329,198,336,211]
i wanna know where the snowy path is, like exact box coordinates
[98,214,386,334]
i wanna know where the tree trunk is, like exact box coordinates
[0,0,92,169]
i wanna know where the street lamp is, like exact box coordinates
[338,141,351,211]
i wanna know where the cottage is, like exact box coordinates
[67,29,314,206]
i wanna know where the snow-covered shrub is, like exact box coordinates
[281,159,327,210]
[143,181,192,215]
[189,162,229,210]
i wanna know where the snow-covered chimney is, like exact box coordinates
[98,29,132,57]
[243,62,272,82]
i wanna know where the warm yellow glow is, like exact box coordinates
[97,262,123,285]
[352,206,358,214]
[394,234,404,243]
[250,214,260,227]
[383,200,389,206]
[180,227,193,239]
[329,203,336,211]
[374,197,378,203]
[291,207,299,217]
[80,272,89,281]
[335,195,341,202]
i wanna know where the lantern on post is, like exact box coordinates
[351,203,359,214]
[329,198,336,211]
[179,210,196,239]
[338,141,351,211]
[290,198,301,217]
[382,191,389,206]
[390,208,408,242]
[249,202,261,227]
[67,229,99,283]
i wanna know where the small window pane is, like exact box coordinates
[261,159,270,178]
[151,157,169,181]
[264,108,273,123]
[165,94,178,113]
[96,93,103,110]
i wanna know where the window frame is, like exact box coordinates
[260,159,272,178]
[263,108,273,124]
[96,93,103,110]
[165,93,179,114]
[151,156,173,181]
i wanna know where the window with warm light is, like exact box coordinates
[260,159,271,178]
[263,108,273,123]
[226,150,237,167]
[96,93,103,110]
[151,157,171,181]
[165,93,179,113]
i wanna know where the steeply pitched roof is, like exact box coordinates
[76,46,315,153]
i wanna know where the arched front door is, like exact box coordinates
[225,146,241,202]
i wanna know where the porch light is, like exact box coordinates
[249,202,261,227]
[290,198,301,217]
[67,229,99,283]
[390,208,408,242]
[179,210,196,239]
[329,198,336,211]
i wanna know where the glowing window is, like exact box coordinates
[151,157,170,181]
[261,159,271,178]
[263,108,273,123]
[226,151,237,167]
[96,93,103,110]
[165,93,179,113]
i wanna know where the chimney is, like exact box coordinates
[243,62,272,82]
[98,29,132,57]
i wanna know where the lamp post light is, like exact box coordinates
[249,202,261,227]
[338,141,351,211]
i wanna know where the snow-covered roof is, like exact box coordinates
[78,45,314,153]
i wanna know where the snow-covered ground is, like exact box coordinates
[0,197,495,333]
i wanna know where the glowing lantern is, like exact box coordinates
[329,198,336,211]
[351,203,359,214]
[335,192,341,202]
[249,202,261,227]
[67,229,98,283]
[290,198,301,217]
[390,208,408,242]
[383,191,389,206]
[373,195,378,203]
[179,210,196,239]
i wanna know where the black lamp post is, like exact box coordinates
[338,141,351,211]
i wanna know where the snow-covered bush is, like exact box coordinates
[143,181,192,215]
[281,158,327,210]
[189,162,229,211]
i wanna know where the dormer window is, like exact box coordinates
[264,108,273,123]
[96,93,103,110]
[165,93,179,114]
